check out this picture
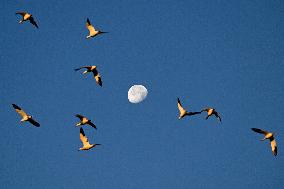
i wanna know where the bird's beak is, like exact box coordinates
[99,31,108,34]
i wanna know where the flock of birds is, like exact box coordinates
[12,11,277,156]
[177,98,277,156]
[14,11,106,151]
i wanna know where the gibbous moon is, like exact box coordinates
[128,85,148,103]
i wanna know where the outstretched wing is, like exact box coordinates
[270,138,277,156]
[201,108,209,112]
[251,128,268,135]
[12,104,28,118]
[29,16,38,28]
[88,121,97,130]
[214,112,222,122]
[28,118,40,127]
[15,12,26,17]
[74,66,91,71]
[186,111,201,116]
[76,114,85,121]
[177,98,186,113]
[80,128,90,147]
[86,18,96,35]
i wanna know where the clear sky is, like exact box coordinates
[1,0,284,188]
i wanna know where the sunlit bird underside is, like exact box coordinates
[85,18,107,39]
[177,98,201,120]
[251,128,277,156]
[201,108,221,122]
[79,128,101,151]
[75,114,97,130]
[12,104,40,127]
[74,65,102,86]
[15,11,38,28]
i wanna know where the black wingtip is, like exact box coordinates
[34,123,40,127]
[80,127,84,133]
[98,31,108,34]
[12,104,20,109]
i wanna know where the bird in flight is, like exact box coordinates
[75,114,97,130]
[251,128,277,156]
[12,104,40,127]
[201,108,221,122]
[177,98,201,119]
[79,128,101,151]
[74,66,102,86]
[85,18,107,39]
[15,11,38,28]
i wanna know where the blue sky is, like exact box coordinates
[1,0,284,188]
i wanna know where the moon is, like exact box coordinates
[128,85,148,103]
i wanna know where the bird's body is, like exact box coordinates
[177,98,201,119]
[23,13,31,21]
[80,144,96,151]
[86,18,107,39]
[15,12,38,28]
[79,128,101,151]
[74,66,102,86]
[251,128,277,156]
[12,104,40,127]
[202,108,221,122]
[75,114,97,130]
